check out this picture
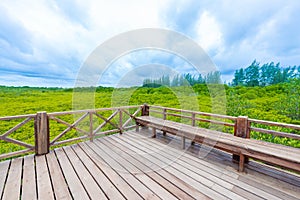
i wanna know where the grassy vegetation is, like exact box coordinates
[0,82,299,157]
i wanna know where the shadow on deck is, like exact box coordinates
[1,129,300,200]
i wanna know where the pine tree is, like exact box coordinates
[232,68,245,86]
[245,60,260,86]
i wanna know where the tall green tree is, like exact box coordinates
[205,71,221,84]
[295,66,300,78]
[171,75,179,86]
[232,68,245,86]
[245,60,260,86]
[161,75,170,86]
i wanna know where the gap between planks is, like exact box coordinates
[118,131,293,199]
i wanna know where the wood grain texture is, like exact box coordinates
[78,142,143,200]
[0,128,299,199]
[0,160,10,197]
[22,155,37,200]
[55,148,90,199]
[2,158,22,200]
[87,141,161,200]
[46,152,72,200]
[63,146,108,199]
[122,131,295,200]
[36,155,54,199]
[71,144,126,200]
[135,116,300,172]
[35,112,49,155]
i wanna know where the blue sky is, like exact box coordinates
[0,0,300,87]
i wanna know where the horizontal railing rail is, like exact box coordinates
[248,118,300,141]
[1,104,300,160]
[0,114,36,159]
[147,105,300,143]
[149,105,236,128]
[0,105,142,159]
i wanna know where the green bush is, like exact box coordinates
[0,83,300,156]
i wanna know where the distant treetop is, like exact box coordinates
[231,60,300,86]
[140,60,300,88]
[142,71,222,87]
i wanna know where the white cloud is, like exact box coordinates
[195,11,223,54]
[1,0,300,86]
[0,0,171,86]
[178,0,300,82]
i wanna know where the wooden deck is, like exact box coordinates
[1,129,300,200]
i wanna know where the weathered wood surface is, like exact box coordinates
[149,105,300,141]
[135,116,300,172]
[21,155,37,199]
[150,105,237,120]
[0,105,142,160]
[249,118,300,130]
[233,116,249,162]
[250,126,300,140]
[0,115,35,160]
[0,130,299,199]
[36,155,54,199]
[35,111,49,155]
[131,130,300,199]
[47,105,141,116]
[2,158,22,199]
[2,104,300,162]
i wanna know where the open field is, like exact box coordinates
[0,83,299,157]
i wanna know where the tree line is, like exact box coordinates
[143,60,300,87]
[231,60,300,86]
[142,71,221,87]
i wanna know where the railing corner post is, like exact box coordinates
[233,116,249,162]
[35,111,49,155]
[234,116,249,138]
[142,103,149,116]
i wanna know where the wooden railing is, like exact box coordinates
[149,105,236,127]
[1,104,300,160]
[147,105,300,143]
[0,114,36,160]
[0,105,142,159]
[248,118,300,140]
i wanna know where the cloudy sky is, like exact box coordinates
[0,0,300,87]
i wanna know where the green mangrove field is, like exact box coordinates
[0,80,300,156]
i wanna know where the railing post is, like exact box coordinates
[233,116,249,162]
[89,111,94,142]
[141,104,149,116]
[163,108,167,136]
[35,112,49,155]
[163,108,167,119]
[191,113,196,145]
[139,104,149,130]
[192,113,196,127]
[119,109,123,134]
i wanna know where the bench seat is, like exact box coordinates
[135,116,300,173]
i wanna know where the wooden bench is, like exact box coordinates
[135,116,300,173]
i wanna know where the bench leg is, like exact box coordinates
[136,124,139,132]
[182,136,186,149]
[163,131,166,136]
[152,127,156,138]
[239,154,245,172]
[233,154,249,163]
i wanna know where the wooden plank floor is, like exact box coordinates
[0,129,300,200]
